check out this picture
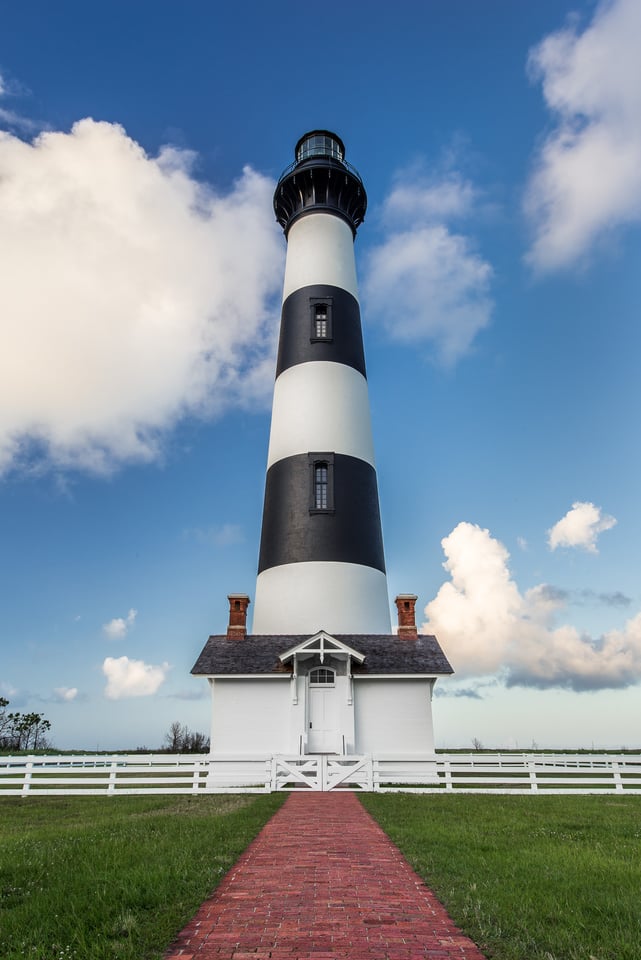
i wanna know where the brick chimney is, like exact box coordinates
[227,594,250,638]
[395,594,418,639]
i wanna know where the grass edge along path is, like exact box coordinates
[0,793,285,960]
[361,793,641,960]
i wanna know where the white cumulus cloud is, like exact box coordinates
[102,656,169,699]
[362,172,493,365]
[383,172,477,222]
[102,608,137,639]
[54,686,78,702]
[0,105,37,133]
[423,521,641,690]
[0,71,35,132]
[525,0,641,269]
[548,501,617,553]
[0,118,283,476]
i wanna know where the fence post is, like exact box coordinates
[372,757,379,792]
[192,760,201,794]
[21,760,33,798]
[444,760,453,791]
[612,761,623,793]
[265,757,272,792]
[320,755,328,792]
[528,760,538,793]
[108,761,118,795]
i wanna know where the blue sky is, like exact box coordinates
[1,0,640,750]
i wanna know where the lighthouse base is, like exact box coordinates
[252,561,391,634]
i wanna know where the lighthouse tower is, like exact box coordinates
[191,131,452,766]
[252,130,391,635]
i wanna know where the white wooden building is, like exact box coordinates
[192,595,452,757]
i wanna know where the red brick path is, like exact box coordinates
[165,792,487,959]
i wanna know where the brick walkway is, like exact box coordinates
[165,792,486,959]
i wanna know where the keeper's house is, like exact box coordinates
[192,594,452,756]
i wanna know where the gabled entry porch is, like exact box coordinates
[279,631,365,755]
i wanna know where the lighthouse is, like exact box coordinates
[252,130,391,635]
[192,131,452,766]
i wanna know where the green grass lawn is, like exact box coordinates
[361,793,641,960]
[0,794,284,960]
[3,792,640,960]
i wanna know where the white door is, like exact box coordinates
[308,684,339,753]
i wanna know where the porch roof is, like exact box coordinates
[191,633,453,677]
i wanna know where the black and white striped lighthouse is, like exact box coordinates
[252,131,391,635]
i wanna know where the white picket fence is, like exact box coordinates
[2,752,641,795]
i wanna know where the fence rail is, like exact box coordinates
[1,752,640,795]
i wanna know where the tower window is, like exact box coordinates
[314,305,328,339]
[314,463,328,509]
[310,299,333,342]
[308,453,335,514]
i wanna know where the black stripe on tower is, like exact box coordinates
[257,453,386,574]
[276,284,366,378]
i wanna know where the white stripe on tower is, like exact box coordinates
[281,213,359,301]
[266,362,375,468]
[252,131,391,635]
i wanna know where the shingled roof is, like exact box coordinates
[191,633,453,677]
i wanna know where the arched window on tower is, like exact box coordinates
[310,298,333,342]
[308,453,335,514]
[314,304,328,339]
[314,462,328,510]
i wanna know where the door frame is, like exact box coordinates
[306,667,339,754]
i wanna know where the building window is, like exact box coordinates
[309,667,335,685]
[314,462,328,509]
[308,453,334,514]
[310,298,333,342]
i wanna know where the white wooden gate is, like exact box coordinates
[270,755,373,791]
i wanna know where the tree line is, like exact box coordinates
[0,698,53,751]
[162,721,209,753]
[1,698,209,754]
